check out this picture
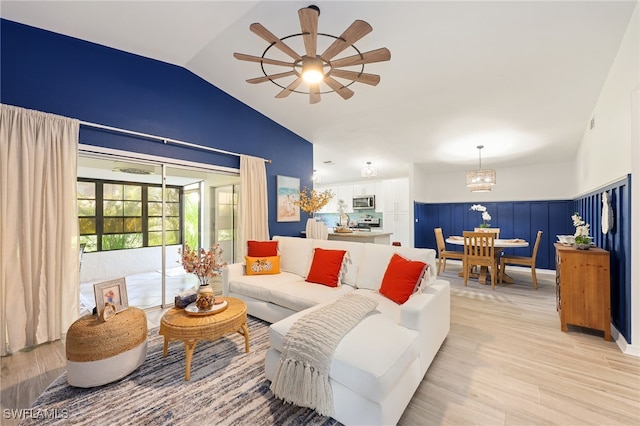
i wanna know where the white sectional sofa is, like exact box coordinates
[222,236,450,426]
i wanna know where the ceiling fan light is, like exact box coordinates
[301,59,324,83]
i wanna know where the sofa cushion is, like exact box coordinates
[245,255,280,275]
[306,248,347,287]
[247,240,278,257]
[269,300,419,402]
[313,240,365,287]
[379,254,427,304]
[273,236,313,277]
[357,244,435,291]
[228,271,302,301]
[268,280,355,312]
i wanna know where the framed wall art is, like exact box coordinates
[94,277,129,313]
[276,175,300,222]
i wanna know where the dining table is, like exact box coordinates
[445,236,529,285]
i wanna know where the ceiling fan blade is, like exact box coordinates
[323,77,354,100]
[321,20,373,60]
[275,77,304,98]
[234,53,294,68]
[298,7,319,58]
[246,71,296,84]
[250,23,302,60]
[330,69,381,86]
[331,47,391,68]
[309,84,321,104]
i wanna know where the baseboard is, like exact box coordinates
[611,324,640,357]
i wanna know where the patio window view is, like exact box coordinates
[77,179,183,252]
[78,154,240,313]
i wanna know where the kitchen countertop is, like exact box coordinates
[329,231,392,238]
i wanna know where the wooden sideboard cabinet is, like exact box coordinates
[555,243,611,341]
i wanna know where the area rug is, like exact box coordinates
[23,317,340,426]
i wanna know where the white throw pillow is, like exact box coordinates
[272,236,313,278]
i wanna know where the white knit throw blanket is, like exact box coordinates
[270,293,378,416]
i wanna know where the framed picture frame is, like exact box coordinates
[94,277,129,313]
[276,175,300,222]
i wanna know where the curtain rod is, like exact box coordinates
[79,120,271,163]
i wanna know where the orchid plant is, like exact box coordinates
[571,212,591,245]
[470,204,492,228]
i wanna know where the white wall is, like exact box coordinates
[575,4,638,194]
[575,3,639,355]
[413,161,576,203]
[80,245,182,282]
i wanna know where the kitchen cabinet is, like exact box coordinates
[381,178,410,246]
[353,182,376,196]
[336,185,354,213]
[383,178,410,212]
[383,211,410,247]
[314,184,352,213]
[555,243,611,341]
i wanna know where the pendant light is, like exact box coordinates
[361,161,377,178]
[466,145,496,192]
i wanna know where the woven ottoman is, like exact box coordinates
[66,307,148,388]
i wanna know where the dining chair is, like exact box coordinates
[434,228,464,274]
[474,227,501,238]
[499,230,543,289]
[463,231,498,289]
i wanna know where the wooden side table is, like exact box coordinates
[555,244,611,341]
[159,297,249,380]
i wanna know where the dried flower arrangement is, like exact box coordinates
[295,187,334,214]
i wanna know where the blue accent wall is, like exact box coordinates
[414,200,574,270]
[0,19,312,237]
[415,175,632,344]
[573,175,631,344]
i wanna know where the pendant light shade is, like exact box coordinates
[466,145,496,192]
[361,161,377,178]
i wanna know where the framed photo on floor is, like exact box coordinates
[276,175,300,222]
[94,277,129,313]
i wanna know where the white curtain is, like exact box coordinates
[237,154,270,260]
[0,104,79,356]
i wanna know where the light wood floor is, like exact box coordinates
[2,264,638,425]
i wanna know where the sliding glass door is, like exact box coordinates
[78,153,239,312]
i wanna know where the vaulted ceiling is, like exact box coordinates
[2,1,636,183]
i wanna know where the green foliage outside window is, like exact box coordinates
[77,179,183,252]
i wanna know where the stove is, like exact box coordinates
[350,217,381,231]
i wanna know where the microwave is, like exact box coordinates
[353,195,375,210]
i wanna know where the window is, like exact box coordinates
[78,179,182,252]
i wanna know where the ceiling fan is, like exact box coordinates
[233,5,391,104]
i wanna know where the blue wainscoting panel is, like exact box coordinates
[415,175,632,344]
[414,200,574,271]
[573,175,631,344]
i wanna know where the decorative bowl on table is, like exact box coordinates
[556,235,575,245]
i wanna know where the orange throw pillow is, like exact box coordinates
[379,253,427,304]
[247,240,278,257]
[245,256,281,275]
[305,248,347,287]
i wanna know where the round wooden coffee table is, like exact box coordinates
[159,297,249,381]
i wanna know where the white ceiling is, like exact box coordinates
[2,1,636,184]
